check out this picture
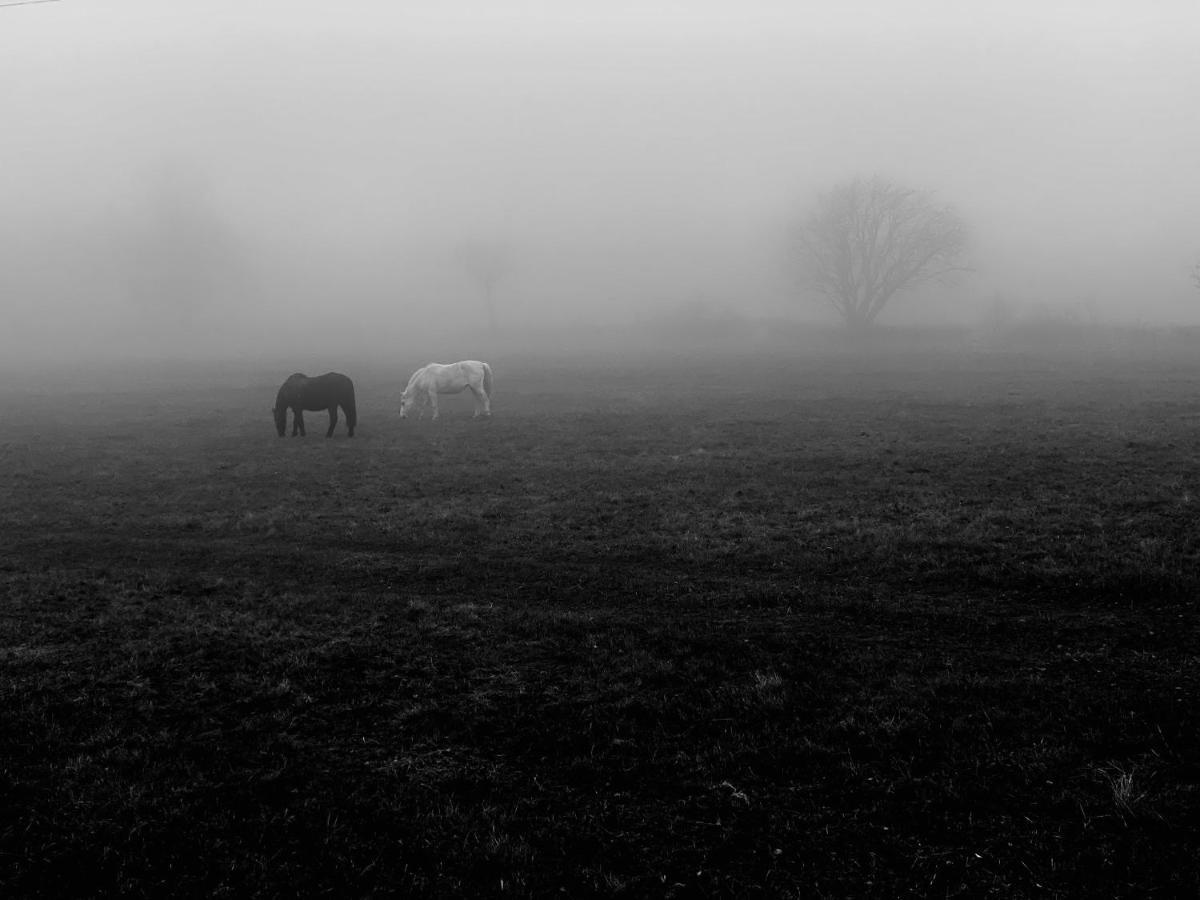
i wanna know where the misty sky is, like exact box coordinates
[3,0,1198,360]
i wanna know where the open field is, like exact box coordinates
[2,347,1199,897]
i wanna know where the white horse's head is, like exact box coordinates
[398,391,416,419]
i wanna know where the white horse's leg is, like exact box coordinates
[429,391,439,420]
[468,382,485,417]
[471,380,491,417]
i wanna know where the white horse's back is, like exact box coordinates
[399,360,493,419]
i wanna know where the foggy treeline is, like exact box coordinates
[2,1,1198,368]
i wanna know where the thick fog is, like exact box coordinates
[2,0,1198,366]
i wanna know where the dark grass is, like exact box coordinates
[2,349,1199,897]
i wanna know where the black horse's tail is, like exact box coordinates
[343,378,358,435]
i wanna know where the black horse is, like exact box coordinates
[273,372,357,437]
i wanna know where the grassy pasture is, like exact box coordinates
[1,348,1199,897]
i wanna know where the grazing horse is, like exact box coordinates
[273,372,357,437]
[399,360,493,420]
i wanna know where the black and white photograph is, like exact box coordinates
[2,1,1198,895]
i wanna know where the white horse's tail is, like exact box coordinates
[482,362,493,398]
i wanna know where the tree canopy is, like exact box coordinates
[796,177,968,328]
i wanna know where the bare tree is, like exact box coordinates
[455,240,511,334]
[795,176,969,328]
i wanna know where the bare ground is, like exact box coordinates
[1,349,1198,897]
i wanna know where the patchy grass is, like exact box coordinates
[1,350,1199,897]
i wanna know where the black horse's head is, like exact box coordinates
[273,404,287,436]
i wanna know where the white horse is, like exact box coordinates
[399,360,493,420]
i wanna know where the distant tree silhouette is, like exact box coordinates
[795,176,969,328]
[455,240,511,334]
[128,161,249,325]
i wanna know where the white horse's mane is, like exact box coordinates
[402,364,429,397]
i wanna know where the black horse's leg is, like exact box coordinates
[294,409,305,436]
[326,406,338,438]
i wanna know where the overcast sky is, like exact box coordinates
[2,0,1198,360]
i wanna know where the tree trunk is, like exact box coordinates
[484,284,497,335]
